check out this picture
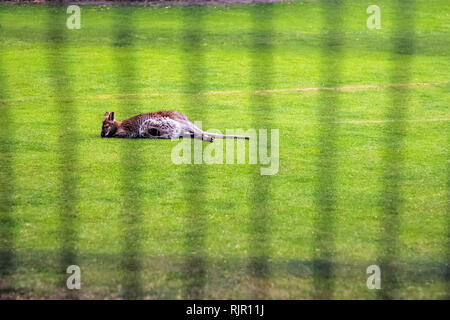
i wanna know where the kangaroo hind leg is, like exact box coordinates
[181,123,214,142]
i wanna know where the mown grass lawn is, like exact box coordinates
[0,0,449,299]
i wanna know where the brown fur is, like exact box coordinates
[101,110,250,141]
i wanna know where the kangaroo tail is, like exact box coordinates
[203,132,250,140]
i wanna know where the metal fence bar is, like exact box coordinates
[181,6,207,300]
[377,0,416,300]
[248,3,274,299]
[313,0,343,299]
[46,2,79,299]
[113,6,144,299]
[0,12,15,298]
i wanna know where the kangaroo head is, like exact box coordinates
[101,112,119,137]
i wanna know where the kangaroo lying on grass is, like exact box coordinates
[101,111,250,142]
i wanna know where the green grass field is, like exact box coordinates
[0,0,449,299]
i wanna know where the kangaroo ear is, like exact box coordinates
[110,112,115,121]
[104,112,110,121]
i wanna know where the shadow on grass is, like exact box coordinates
[46,3,79,299]
[1,249,447,299]
[377,0,416,300]
[113,7,144,300]
[0,13,15,297]
[180,5,208,300]
[312,0,344,299]
[247,2,274,299]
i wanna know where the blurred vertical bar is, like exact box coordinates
[377,0,416,300]
[0,11,15,297]
[113,5,143,299]
[46,2,78,298]
[447,135,450,299]
[248,2,273,299]
[181,5,207,300]
[313,0,343,299]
